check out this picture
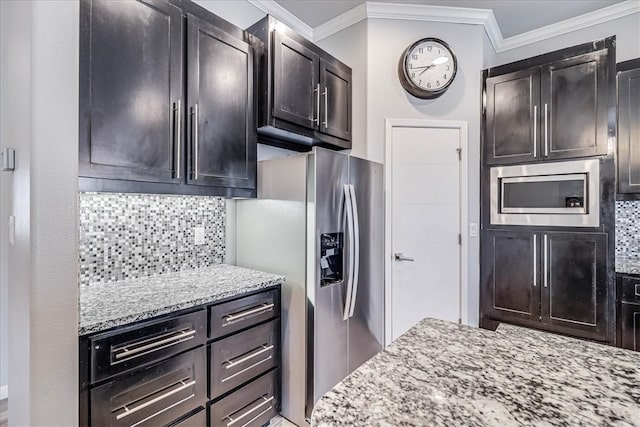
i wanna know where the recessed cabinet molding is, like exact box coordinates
[79,0,257,197]
[248,16,352,152]
[617,59,640,197]
[485,37,612,165]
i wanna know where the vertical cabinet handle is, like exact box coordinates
[533,235,537,287]
[348,184,360,318]
[313,84,320,125]
[544,103,549,157]
[543,234,548,288]
[322,87,328,129]
[174,100,181,179]
[342,184,355,321]
[533,105,537,158]
[191,104,199,180]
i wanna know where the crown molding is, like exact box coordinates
[495,0,640,52]
[310,0,640,53]
[247,0,314,40]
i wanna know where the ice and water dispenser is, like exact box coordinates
[320,233,343,286]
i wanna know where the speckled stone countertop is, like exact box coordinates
[617,256,640,275]
[79,264,284,335]
[311,318,640,426]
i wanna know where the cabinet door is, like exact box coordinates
[620,303,640,352]
[485,68,540,165]
[319,58,351,141]
[481,231,540,323]
[187,15,256,190]
[272,31,319,129]
[79,0,182,183]
[541,50,608,159]
[541,232,608,340]
[618,67,640,194]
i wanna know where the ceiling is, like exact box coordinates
[274,0,625,38]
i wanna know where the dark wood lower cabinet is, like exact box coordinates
[481,230,609,341]
[618,274,640,352]
[80,287,281,426]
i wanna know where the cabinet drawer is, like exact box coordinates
[169,408,207,427]
[90,310,207,383]
[91,347,206,427]
[621,276,640,303]
[210,319,279,399]
[620,302,640,352]
[209,289,279,339]
[209,369,278,427]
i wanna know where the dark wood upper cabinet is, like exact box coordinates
[79,0,257,197]
[272,32,319,129]
[542,50,608,160]
[617,61,640,196]
[79,0,183,183]
[481,230,540,324]
[541,232,608,341]
[248,16,352,151]
[186,14,256,191]
[485,45,609,165]
[485,69,540,164]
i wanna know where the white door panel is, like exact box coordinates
[390,125,462,341]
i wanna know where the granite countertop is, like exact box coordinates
[79,264,285,335]
[617,256,640,275]
[311,318,640,426]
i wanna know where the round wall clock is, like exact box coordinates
[398,37,458,99]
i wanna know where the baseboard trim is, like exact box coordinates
[0,385,7,400]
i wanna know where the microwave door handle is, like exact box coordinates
[348,184,360,318]
[343,184,355,321]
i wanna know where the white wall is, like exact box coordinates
[317,20,368,159]
[194,0,264,29]
[493,12,640,66]
[1,0,79,424]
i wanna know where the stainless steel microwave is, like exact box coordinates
[490,159,600,227]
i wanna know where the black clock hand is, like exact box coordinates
[419,64,435,76]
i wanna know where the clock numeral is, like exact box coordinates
[409,63,413,69]
[427,82,431,88]
[443,74,447,80]
[438,49,441,54]
[411,54,418,60]
[418,47,423,54]
[427,46,432,52]
[437,81,440,86]
[446,65,450,71]
[418,79,422,85]
[411,72,415,78]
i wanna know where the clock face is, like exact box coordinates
[399,38,457,99]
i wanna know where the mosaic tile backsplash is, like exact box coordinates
[616,200,640,259]
[79,193,226,286]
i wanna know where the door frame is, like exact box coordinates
[384,118,469,345]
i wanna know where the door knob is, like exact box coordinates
[394,253,414,262]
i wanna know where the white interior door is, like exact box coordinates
[389,125,462,341]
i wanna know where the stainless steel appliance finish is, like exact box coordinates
[490,159,600,227]
[236,147,384,426]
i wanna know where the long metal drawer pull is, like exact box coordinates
[543,234,549,288]
[226,396,274,427]
[322,87,328,128]
[533,235,537,287]
[130,394,195,427]
[222,356,273,383]
[533,105,537,158]
[635,284,640,297]
[114,329,196,361]
[174,100,181,179]
[224,303,274,323]
[313,84,320,124]
[192,104,199,180]
[116,379,196,420]
[238,406,274,427]
[544,103,549,156]
[224,344,274,370]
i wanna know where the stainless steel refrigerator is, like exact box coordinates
[236,147,384,426]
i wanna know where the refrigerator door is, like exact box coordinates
[307,148,350,415]
[347,156,384,373]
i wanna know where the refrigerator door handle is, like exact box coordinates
[343,184,355,321]
[348,184,360,318]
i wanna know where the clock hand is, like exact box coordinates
[417,56,449,75]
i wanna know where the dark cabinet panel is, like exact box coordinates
[481,231,539,323]
[542,50,608,159]
[485,69,540,164]
[187,14,256,190]
[618,65,640,194]
[541,232,608,339]
[208,288,279,339]
[80,0,183,183]
[320,58,352,141]
[272,32,320,129]
[620,303,640,351]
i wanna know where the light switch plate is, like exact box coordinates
[469,223,478,237]
[194,227,205,245]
